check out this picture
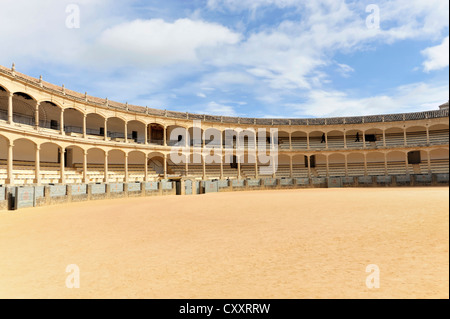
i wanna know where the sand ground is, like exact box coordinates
[0,187,448,299]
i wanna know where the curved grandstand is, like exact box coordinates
[0,64,449,209]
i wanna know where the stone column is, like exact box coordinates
[7,92,13,124]
[344,154,348,177]
[426,126,430,145]
[6,141,14,185]
[325,132,328,149]
[163,154,168,179]
[383,130,386,147]
[363,153,368,176]
[405,152,410,175]
[289,133,292,150]
[343,131,347,149]
[144,154,149,182]
[237,155,241,180]
[104,152,109,183]
[403,128,407,146]
[202,155,206,180]
[307,155,311,178]
[35,145,41,185]
[289,156,293,178]
[363,131,366,149]
[124,154,129,183]
[35,102,40,130]
[325,155,329,178]
[163,127,167,146]
[83,114,87,138]
[124,122,128,143]
[60,109,65,135]
[384,152,388,176]
[144,124,148,145]
[104,118,108,141]
[306,133,310,150]
[83,150,88,183]
[60,147,65,184]
[427,150,432,175]
[220,155,224,180]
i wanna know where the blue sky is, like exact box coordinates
[0,0,448,118]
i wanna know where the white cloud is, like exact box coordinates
[285,81,449,118]
[92,18,241,67]
[197,93,207,98]
[421,36,449,72]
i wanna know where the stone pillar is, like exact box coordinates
[83,114,87,138]
[405,152,410,175]
[237,155,241,179]
[289,133,292,150]
[163,127,167,146]
[427,150,431,175]
[306,133,310,150]
[383,130,386,147]
[124,154,129,183]
[220,155,224,180]
[144,124,148,145]
[144,154,149,182]
[272,155,276,178]
[60,109,65,134]
[83,150,88,183]
[104,152,109,183]
[104,118,108,141]
[426,126,430,145]
[202,155,206,180]
[60,147,65,184]
[384,152,388,176]
[325,155,329,177]
[163,154,168,179]
[289,156,293,178]
[307,155,311,178]
[35,145,41,185]
[325,132,328,149]
[363,153,368,176]
[124,122,128,143]
[7,92,13,124]
[403,128,407,146]
[343,131,347,149]
[185,155,189,176]
[363,131,366,149]
[344,154,348,177]
[35,102,40,130]
[6,142,14,185]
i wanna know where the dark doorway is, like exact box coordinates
[408,151,421,164]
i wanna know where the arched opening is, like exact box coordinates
[128,151,146,182]
[366,151,386,176]
[291,131,308,150]
[65,145,84,184]
[292,154,308,177]
[429,124,449,146]
[276,154,291,178]
[128,120,146,144]
[328,153,346,177]
[87,148,106,183]
[345,129,364,149]
[429,148,449,174]
[327,130,345,150]
[347,153,365,176]
[64,108,84,135]
[364,128,384,148]
[386,151,408,176]
[148,123,165,145]
[148,152,165,178]
[12,138,36,185]
[86,113,106,138]
[315,154,328,177]
[107,117,126,142]
[108,150,126,182]
[385,127,405,147]
[188,126,204,147]
[12,92,36,126]
[167,125,188,147]
[309,131,327,150]
[39,101,62,130]
[405,126,427,146]
[278,131,290,150]
[40,142,62,185]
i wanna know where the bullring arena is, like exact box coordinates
[0,64,449,299]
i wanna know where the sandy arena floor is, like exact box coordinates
[0,187,448,299]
